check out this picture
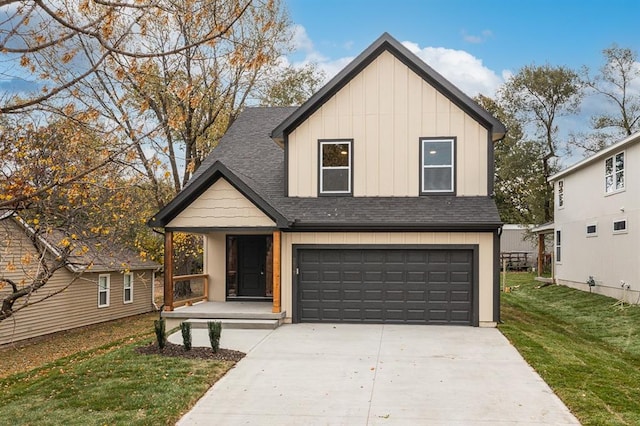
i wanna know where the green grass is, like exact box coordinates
[0,340,232,426]
[500,273,640,425]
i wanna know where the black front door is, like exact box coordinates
[237,236,267,297]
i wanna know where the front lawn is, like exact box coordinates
[500,273,640,425]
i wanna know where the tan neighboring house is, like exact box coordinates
[149,33,506,326]
[548,131,640,304]
[0,214,160,345]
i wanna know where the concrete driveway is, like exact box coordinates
[176,324,580,425]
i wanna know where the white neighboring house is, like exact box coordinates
[549,131,640,304]
[500,225,538,269]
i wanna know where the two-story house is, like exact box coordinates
[549,131,640,304]
[149,33,506,326]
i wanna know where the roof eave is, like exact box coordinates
[289,222,502,232]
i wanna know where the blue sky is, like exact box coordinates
[284,0,640,162]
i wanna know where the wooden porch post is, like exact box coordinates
[537,233,544,277]
[272,230,281,313]
[164,231,174,311]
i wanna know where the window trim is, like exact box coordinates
[420,137,456,195]
[557,179,565,209]
[604,151,625,195]
[318,139,353,196]
[613,218,628,234]
[555,229,562,264]
[586,222,597,237]
[123,272,133,304]
[98,274,110,308]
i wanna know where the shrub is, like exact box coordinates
[207,321,222,353]
[154,318,166,350]
[180,322,192,351]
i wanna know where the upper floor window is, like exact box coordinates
[98,274,110,308]
[319,140,352,195]
[605,152,624,193]
[421,138,455,194]
[613,219,627,234]
[123,273,133,304]
[557,180,564,208]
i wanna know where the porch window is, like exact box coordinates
[319,140,352,195]
[421,137,455,194]
[98,274,110,308]
[123,273,133,303]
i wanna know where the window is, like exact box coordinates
[555,230,562,263]
[586,223,597,237]
[557,180,564,208]
[123,273,133,303]
[613,219,627,234]
[421,138,455,194]
[605,152,624,193]
[98,274,110,308]
[319,140,352,195]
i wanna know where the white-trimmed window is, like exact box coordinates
[98,274,110,308]
[557,180,564,208]
[421,138,455,194]
[123,273,133,304]
[613,219,627,234]
[586,223,597,237]
[319,140,352,195]
[555,230,562,263]
[605,152,624,193]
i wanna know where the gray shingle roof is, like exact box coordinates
[150,107,501,230]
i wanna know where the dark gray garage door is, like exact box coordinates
[297,248,473,325]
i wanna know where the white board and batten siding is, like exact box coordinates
[287,50,489,198]
[167,178,275,228]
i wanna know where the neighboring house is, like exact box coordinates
[500,224,538,270]
[0,214,160,345]
[149,33,506,326]
[549,131,640,304]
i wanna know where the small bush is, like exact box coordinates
[207,321,222,353]
[180,322,192,351]
[154,319,166,350]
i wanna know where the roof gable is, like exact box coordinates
[271,32,505,142]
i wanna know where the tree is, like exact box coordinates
[0,118,145,322]
[572,44,640,155]
[258,63,326,106]
[0,0,257,113]
[476,94,549,224]
[498,64,583,222]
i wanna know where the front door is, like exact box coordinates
[237,236,267,297]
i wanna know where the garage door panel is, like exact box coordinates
[297,248,473,325]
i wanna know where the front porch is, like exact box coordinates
[162,301,286,330]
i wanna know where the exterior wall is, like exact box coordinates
[287,50,489,197]
[0,221,154,345]
[167,178,275,228]
[280,232,495,325]
[500,225,537,253]
[553,142,640,303]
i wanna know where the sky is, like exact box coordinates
[284,0,640,163]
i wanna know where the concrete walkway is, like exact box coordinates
[174,324,580,425]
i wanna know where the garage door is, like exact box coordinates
[297,248,473,325]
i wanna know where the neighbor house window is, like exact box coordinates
[555,230,562,263]
[98,274,110,308]
[319,140,352,195]
[605,152,624,193]
[557,180,564,208]
[586,223,597,237]
[613,219,627,234]
[123,273,133,303]
[421,138,455,194]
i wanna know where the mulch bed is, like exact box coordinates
[136,342,245,362]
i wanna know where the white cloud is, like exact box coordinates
[290,24,314,53]
[462,29,493,44]
[401,41,504,97]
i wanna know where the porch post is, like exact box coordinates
[272,230,281,313]
[164,230,174,311]
[537,233,544,277]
